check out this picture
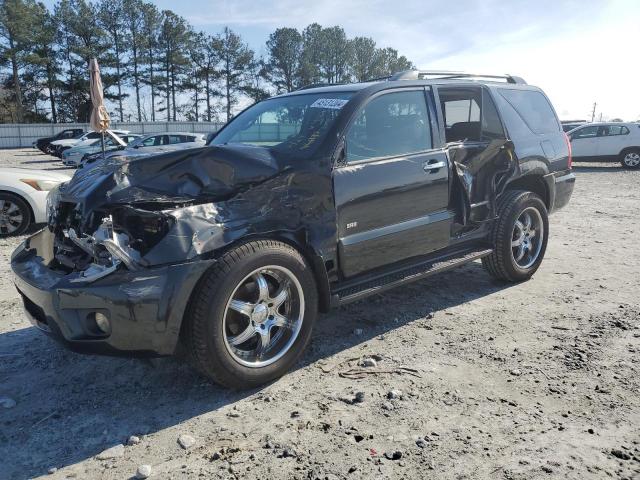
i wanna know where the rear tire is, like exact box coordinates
[482,190,549,282]
[620,149,640,169]
[182,240,318,389]
[0,192,31,237]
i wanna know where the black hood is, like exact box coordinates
[59,144,282,211]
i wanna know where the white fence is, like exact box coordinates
[0,122,224,148]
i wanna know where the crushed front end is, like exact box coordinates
[11,146,282,356]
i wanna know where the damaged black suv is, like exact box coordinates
[12,70,575,388]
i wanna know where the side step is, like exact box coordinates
[334,247,493,306]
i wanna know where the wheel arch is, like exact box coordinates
[184,230,332,325]
[619,146,640,156]
[503,174,550,210]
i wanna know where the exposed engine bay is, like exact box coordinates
[41,142,326,284]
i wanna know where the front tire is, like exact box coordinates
[182,240,318,389]
[620,149,640,169]
[482,190,549,282]
[0,192,31,237]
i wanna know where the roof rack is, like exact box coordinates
[389,70,527,85]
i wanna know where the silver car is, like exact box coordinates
[62,133,141,167]
[102,132,206,160]
[568,122,640,169]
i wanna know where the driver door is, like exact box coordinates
[333,88,452,278]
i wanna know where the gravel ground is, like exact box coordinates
[0,148,639,480]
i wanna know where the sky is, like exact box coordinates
[155,0,639,121]
[43,0,640,121]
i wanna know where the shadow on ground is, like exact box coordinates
[0,261,512,479]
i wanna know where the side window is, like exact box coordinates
[345,90,431,162]
[168,135,183,144]
[61,130,75,139]
[572,126,598,139]
[439,87,482,142]
[603,125,629,136]
[481,89,505,140]
[142,136,157,147]
[87,132,102,139]
[498,88,560,134]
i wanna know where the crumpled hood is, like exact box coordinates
[60,144,281,210]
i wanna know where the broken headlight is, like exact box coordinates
[110,207,175,256]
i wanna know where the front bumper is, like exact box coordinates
[11,229,214,356]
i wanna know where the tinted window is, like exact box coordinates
[346,90,431,162]
[87,132,102,139]
[498,89,559,134]
[572,126,598,139]
[481,89,505,140]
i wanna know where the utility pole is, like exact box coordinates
[591,102,597,122]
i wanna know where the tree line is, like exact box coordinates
[0,0,414,124]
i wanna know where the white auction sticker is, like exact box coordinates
[310,98,349,109]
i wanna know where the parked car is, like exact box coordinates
[61,133,141,167]
[34,129,85,155]
[0,168,70,237]
[568,122,640,168]
[52,129,131,158]
[11,70,574,388]
[82,132,207,165]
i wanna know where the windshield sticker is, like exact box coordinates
[310,98,349,110]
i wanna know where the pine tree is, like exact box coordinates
[265,27,302,93]
[219,27,254,122]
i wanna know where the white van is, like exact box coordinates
[568,122,640,169]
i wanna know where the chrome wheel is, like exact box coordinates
[0,199,25,235]
[511,207,544,269]
[222,266,304,368]
[623,152,640,167]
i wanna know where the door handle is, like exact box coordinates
[424,159,446,172]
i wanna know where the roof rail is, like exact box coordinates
[294,82,345,91]
[389,70,527,85]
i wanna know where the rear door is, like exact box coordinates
[438,86,515,223]
[333,88,451,278]
[595,125,630,156]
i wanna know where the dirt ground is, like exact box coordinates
[0,148,638,480]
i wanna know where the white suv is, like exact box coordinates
[568,122,640,169]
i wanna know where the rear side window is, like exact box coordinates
[601,125,629,136]
[498,89,559,134]
[346,90,431,162]
[439,87,505,142]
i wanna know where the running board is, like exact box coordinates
[334,247,493,306]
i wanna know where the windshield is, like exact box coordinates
[211,92,354,158]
